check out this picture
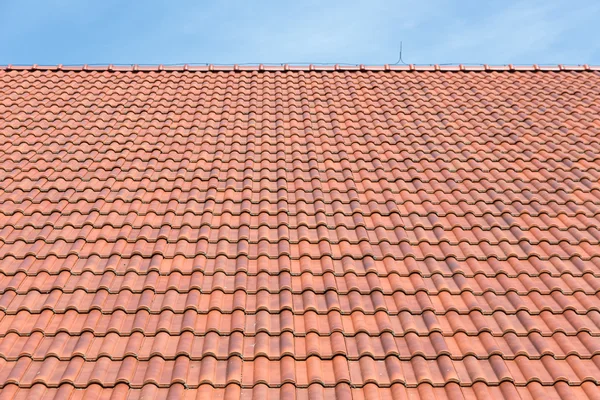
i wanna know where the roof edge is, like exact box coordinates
[1,64,599,72]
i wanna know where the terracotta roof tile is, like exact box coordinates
[1,66,600,398]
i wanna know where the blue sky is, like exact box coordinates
[1,0,599,65]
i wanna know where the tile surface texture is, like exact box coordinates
[0,65,599,399]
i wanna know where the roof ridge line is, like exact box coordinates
[1,64,599,72]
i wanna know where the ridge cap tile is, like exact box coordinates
[1,63,599,72]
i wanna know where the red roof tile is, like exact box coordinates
[0,65,600,398]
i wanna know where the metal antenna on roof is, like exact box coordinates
[392,41,408,65]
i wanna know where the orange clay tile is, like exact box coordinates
[0,65,599,398]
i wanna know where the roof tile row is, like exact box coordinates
[0,330,598,361]
[4,381,599,400]
[1,309,598,336]
[2,254,599,277]
[3,225,600,245]
[0,288,598,314]
[1,270,599,295]
[1,354,599,388]
[2,238,599,260]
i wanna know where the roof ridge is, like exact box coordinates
[1,64,599,72]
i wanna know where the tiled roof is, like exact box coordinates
[0,65,599,399]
